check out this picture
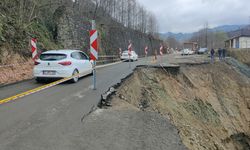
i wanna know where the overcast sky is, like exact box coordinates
[137,0,250,33]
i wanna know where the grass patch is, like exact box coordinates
[183,98,221,125]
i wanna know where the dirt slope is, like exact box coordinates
[108,62,250,150]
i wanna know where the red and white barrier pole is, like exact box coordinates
[128,41,132,68]
[160,44,163,64]
[31,38,38,61]
[119,48,122,57]
[145,46,148,57]
[160,45,163,56]
[128,43,132,56]
[145,46,149,65]
[90,30,98,61]
[90,20,98,90]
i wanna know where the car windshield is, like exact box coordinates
[40,53,67,61]
[199,48,207,51]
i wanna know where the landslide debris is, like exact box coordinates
[107,63,250,150]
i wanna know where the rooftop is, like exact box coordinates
[227,25,250,40]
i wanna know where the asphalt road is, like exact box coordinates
[0,58,151,150]
[0,54,207,150]
[81,109,187,150]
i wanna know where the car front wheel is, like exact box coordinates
[71,69,79,83]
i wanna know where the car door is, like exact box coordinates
[78,52,92,75]
[71,52,85,75]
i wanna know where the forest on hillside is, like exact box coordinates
[0,0,160,62]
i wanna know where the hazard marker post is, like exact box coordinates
[145,46,148,57]
[90,20,98,90]
[128,41,132,69]
[160,44,163,64]
[31,38,38,61]
[145,46,148,65]
[119,48,122,58]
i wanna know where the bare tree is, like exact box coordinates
[90,0,158,34]
[166,37,181,49]
[147,14,157,36]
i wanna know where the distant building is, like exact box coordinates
[225,26,250,48]
[183,42,198,51]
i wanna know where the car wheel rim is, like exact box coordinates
[73,70,79,82]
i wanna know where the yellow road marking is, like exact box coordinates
[0,60,124,105]
[0,76,73,105]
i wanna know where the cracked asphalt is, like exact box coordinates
[0,58,148,150]
[80,109,187,150]
[0,54,207,150]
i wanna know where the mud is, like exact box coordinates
[103,62,250,150]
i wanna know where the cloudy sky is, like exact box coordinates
[137,0,250,33]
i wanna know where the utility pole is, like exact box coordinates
[128,40,132,69]
[205,22,208,48]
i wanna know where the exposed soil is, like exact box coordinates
[104,62,250,150]
[0,60,33,86]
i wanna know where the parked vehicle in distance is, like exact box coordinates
[120,50,138,61]
[33,50,93,83]
[189,50,195,55]
[197,48,208,54]
[181,49,194,55]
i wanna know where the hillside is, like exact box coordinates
[211,25,246,32]
[160,24,246,42]
[0,0,162,64]
[160,32,193,42]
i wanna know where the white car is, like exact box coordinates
[33,50,93,83]
[181,49,194,55]
[189,50,195,55]
[120,50,138,61]
[197,48,208,54]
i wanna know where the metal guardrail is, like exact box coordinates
[96,55,120,65]
[0,55,121,67]
[98,55,118,58]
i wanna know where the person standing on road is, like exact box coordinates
[222,48,226,59]
[210,48,215,63]
[218,48,222,60]
[154,49,158,60]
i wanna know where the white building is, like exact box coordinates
[225,27,250,49]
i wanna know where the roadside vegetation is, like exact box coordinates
[0,0,159,64]
[228,48,250,67]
